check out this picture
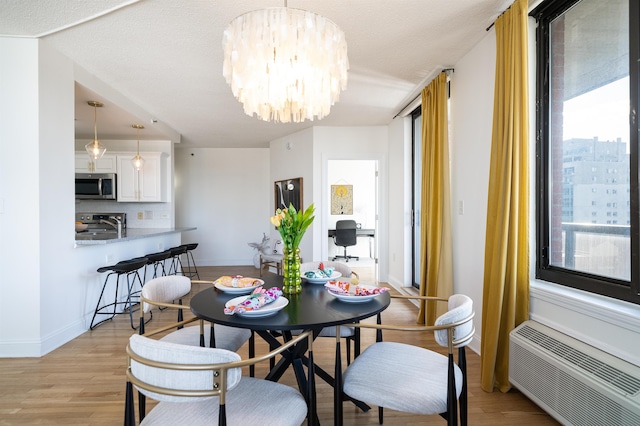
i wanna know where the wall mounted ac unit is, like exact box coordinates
[509,320,640,425]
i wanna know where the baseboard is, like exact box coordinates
[0,319,86,358]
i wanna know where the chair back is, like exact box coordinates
[127,334,242,403]
[434,294,474,349]
[141,275,191,313]
[335,220,357,246]
[322,261,352,278]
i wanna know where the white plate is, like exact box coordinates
[303,271,342,284]
[327,285,385,303]
[225,295,289,317]
[214,279,264,294]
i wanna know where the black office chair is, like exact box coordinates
[332,220,359,262]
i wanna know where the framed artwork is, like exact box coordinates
[274,178,303,211]
[331,184,353,214]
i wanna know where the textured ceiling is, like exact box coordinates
[0,0,510,148]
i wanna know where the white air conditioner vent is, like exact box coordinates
[515,325,640,395]
[510,320,640,426]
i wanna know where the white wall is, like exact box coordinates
[174,147,271,266]
[0,37,43,355]
[386,117,412,288]
[268,129,316,262]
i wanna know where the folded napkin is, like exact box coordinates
[324,281,389,296]
[224,287,282,315]
[215,275,261,288]
[304,262,335,279]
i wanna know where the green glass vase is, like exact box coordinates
[282,246,302,294]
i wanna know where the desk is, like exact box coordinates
[190,274,390,424]
[328,228,375,257]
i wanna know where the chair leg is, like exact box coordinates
[378,406,383,424]
[447,353,458,426]
[138,391,146,423]
[459,347,468,426]
[249,332,255,377]
[124,381,135,426]
[126,270,144,330]
[308,343,317,426]
[186,250,199,279]
[89,271,116,330]
[209,324,217,348]
[334,337,342,426]
[219,403,227,426]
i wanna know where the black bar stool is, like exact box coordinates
[181,243,200,279]
[167,246,187,275]
[89,257,148,330]
[143,251,172,280]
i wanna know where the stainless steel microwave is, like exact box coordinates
[75,173,117,200]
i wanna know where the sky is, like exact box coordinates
[563,76,629,144]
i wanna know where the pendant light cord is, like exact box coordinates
[93,104,98,142]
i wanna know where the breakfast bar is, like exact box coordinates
[75,227,196,246]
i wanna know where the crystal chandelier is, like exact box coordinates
[222,4,349,123]
[85,101,107,160]
[131,124,145,171]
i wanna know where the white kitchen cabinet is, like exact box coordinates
[75,153,117,173]
[116,152,166,202]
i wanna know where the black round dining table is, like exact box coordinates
[189,273,391,425]
[189,273,390,331]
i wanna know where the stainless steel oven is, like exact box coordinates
[75,173,117,200]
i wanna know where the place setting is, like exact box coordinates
[302,262,342,284]
[223,285,289,318]
[324,280,389,303]
[213,275,265,294]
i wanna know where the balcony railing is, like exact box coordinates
[557,222,630,280]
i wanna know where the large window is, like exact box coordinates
[533,0,640,304]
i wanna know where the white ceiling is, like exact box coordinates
[0,0,510,148]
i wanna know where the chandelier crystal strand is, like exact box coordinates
[222,7,348,123]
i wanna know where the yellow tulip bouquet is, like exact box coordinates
[270,203,315,293]
[270,203,315,250]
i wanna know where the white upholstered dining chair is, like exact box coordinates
[139,275,252,352]
[337,294,474,426]
[124,331,316,425]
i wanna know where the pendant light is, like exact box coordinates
[85,101,107,160]
[131,124,145,171]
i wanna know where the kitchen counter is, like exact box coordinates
[74,227,196,246]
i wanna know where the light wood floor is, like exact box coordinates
[0,266,558,425]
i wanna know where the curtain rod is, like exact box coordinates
[486,1,515,31]
[393,68,454,119]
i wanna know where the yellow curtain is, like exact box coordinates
[480,0,530,393]
[418,72,453,325]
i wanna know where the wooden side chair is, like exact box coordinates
[336,294,475,426]
[125,331,316,425]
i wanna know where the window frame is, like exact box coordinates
[532,0,640,304]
